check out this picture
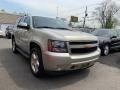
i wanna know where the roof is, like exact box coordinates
[0,12,21,24]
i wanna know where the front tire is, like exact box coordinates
[101,44,110,56]
[30,47,45,77]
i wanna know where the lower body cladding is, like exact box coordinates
[43,48,100,71]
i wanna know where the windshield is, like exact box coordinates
[32,16,69,30]
[91,30,110,37]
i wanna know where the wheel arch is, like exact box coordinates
[30,41,42,52]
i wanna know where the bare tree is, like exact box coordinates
[93,0,120,28]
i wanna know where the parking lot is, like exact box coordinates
[0,38,120,90]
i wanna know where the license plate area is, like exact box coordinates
[70,63,90,70]
[80,63,90,68]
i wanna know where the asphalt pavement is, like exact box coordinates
[0,38,120,90]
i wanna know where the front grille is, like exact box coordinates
[71,47,97,54]
[69,41,97,45]
[69,41,98,54]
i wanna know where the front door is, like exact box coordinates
[15,17,24,48]
[20,16,31,54]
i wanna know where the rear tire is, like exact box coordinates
[6,34,8,39]
[12,38,18,53]
[8,34,11,39]
[30,47,45,77]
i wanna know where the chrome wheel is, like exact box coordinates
[30,48,45,77]
[31,53,40,74]
[104,45,109,56]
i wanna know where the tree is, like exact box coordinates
[93,0,120,29]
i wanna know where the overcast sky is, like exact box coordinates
[0,0,119,18]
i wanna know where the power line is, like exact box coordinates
[74,11,94,15]
[61,3,100,14]
[63,10,94,18]
[60,3,100,18]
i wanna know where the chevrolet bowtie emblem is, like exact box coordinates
[84,44,92,48]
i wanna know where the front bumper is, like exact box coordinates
[43,48,100,71]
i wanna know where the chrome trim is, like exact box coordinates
[69,44,98,48]
[68,40,98,54]
[71,58,98,65]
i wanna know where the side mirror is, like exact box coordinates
[111,36,117,39]
[17,22,30,29]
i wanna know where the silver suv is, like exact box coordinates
[12,15,100,77]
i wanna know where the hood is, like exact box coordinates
[97,36,110,41]
[36,28,98,41]
[96,36,110,44]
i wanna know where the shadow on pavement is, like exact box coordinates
[99,50,120,69]
[0,48,90,90]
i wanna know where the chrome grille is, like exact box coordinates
[69,41,98,54]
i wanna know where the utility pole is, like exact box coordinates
[56,6,59,19]
[101,11,105,28]
[83,6,88,28]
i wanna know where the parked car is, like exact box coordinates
[91,29,120,56]
[5,25,14,39]
[12,15,100,77]
[0,29,5,37]
[0,30,3,38]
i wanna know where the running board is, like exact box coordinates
[17,47,30,59]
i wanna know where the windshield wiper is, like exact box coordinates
[55,27,70,30]
[35,26,71,30]
[35,26,56,29]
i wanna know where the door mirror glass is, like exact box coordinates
[17,22,30,29]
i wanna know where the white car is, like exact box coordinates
[0,30,3,37]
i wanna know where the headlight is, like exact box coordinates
[48,40,68,53]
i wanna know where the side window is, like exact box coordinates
[18,17,24,25]
[23,17,30,26]
[15,17,25,30]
